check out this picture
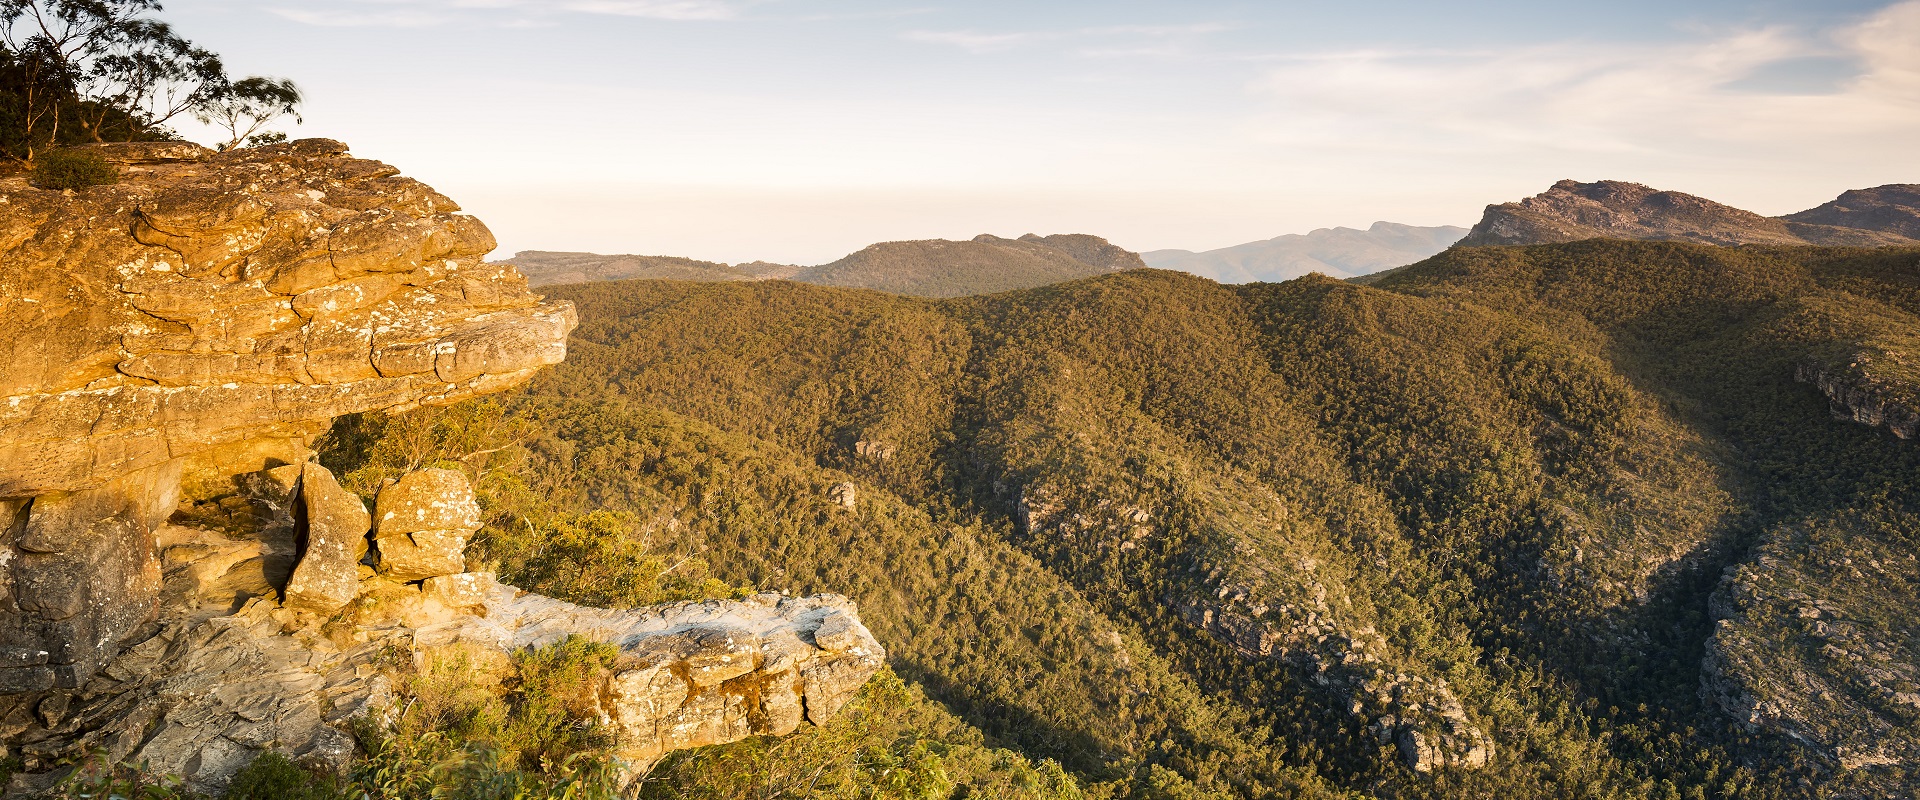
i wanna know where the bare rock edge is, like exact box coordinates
[0,140,885,794]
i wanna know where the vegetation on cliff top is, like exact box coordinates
[0,0,303,161]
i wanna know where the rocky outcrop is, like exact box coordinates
[370,468,481,580]
[0,543,881,795]
[1797,358,1920,440]
[1457,180,1917,248]
[0,139,575,693]
[1017,483,1494,774]
[0,141,887,792]
[1783,185,1920,242]
[282,464,371,615]
[1703,520,1920,795]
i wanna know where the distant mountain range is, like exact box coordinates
[502,251,801,286]
[1459,180,1920,247]
[504,182,1920,297]
[502,233,1144,297]
[1141,222,1470,282]
[792,233,1144,298]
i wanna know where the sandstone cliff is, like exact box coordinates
[0,141,883,792]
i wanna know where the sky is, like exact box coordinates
[160,0,1920,265]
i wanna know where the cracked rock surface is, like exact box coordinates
[0,139,574,498]
[0,140,576,693]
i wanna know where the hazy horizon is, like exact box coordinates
[162,0,1920,264]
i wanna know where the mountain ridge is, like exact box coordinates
[1143,221,1470,282]
[1459,179,1920,248]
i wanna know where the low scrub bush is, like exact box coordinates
[32,150,119,191]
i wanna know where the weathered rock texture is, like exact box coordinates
[1704,519,1920,791]
[282,463,371,615]
[371,468,481,580]
[1797,358,1920,440]
[481,588,884,769]
[0,140,576,693]
[1,549,880,795]
[0,141,885,794]
[1458,179,1918,248]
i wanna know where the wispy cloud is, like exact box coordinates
[902,20,1235,57]
[270,0,742,27]
[901,29,1044,53]
[560,0,737,20]
[270,6,448,27]
[1248,1,1920,161]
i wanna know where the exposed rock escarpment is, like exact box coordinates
[1797,358,1920,440]
[1457,180,1918,248]
[0,139,575,497]
[1016,483,1494,773]
[1703,519,1920,790]
[0,139,575,694]
[2,512,880,796]
[0,142,885,791]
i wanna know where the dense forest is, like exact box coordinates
[320,240,1920,798]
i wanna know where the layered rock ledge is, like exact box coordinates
[0,139,574,691]
[0,142,885,792]
[1797,358,1920,440]
[0,139,575,498]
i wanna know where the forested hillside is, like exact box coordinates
[326,240,1920,798]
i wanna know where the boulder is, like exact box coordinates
[472,589,886,770]
[827,482,857,510]
[282,464,370,615]
[372,468,480,580]
[422,572,494,611]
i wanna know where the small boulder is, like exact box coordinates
[422,572,495,611]
[373,469,481,581]
[827,482,856,510]
[283,464,370,615]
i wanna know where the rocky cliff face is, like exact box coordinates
[0,138,574,693]
[0,141,883,791]
[1797,359,1920,440]
[1457,180,1917,248]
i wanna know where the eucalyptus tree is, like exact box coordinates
[0,0,301,160]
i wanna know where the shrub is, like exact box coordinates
[226,752,345,800]
[31,150,120,191]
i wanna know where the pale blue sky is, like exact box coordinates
[165,0,1920,264]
